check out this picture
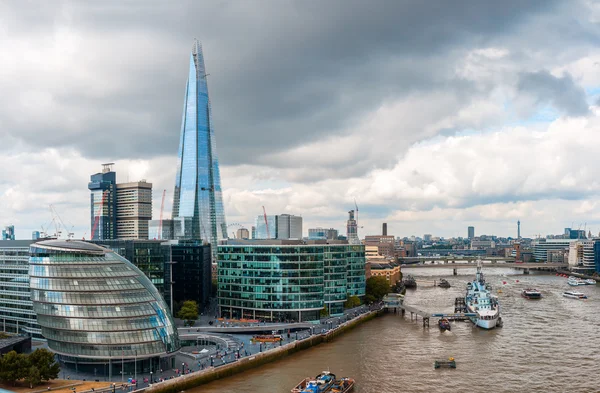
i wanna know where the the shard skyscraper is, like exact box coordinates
[172,40,227,256]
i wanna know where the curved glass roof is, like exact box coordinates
[33,240,108,255]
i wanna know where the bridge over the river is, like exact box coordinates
[400,262,567,275]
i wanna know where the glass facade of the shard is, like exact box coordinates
[172,40,227,256]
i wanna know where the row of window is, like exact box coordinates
[31,290,154,305]
[218,298,323,310]
[33,302,157,318]
[43,327,162,345]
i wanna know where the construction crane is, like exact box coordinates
[90,190,109,240]
[157,189,166,240]
[262,206,271,239]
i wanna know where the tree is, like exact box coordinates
[320,307,329,317]
[365,276,390,304]
[0,351,29,385]
[344,295,361,309]
[25,366,41,388]
[211,279,218,298]
[28,348,59,382]
[177,300,199,326]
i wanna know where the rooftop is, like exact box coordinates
[33,240,108,254]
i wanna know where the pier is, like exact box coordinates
[382,294,475,327]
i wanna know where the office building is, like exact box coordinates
[564,228,586,239]
[255,214,302,240]
[149,219,174,241]
[364,235,395,257]
[217,240,365,320]
[308,228,339,240]
[235,228,250,239]
[91,240,166,295]
[172,40,227,256]
[2,226,15,241]
[88,163,118,240]
[163,241,212,311]
[533,238,576,261]
[346,210,359,245]
[0,240,42,339]
[115,181,152,240]
[368,261,401,286]
[468,226,475,240]
[31,231,40,240]
[470,239,495,250]
[29,240,180,378]
[382,223,388,236]
[423,234,432,242]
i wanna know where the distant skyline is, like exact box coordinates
[2,1,600,240]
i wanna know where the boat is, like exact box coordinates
[563,291,588,300]
[251,334,282,343]
[434,357,456,369]
[585,279,597,285]
[437,278,451,288]
[521,288,542,299]
[464,259,500,329]
[291,371,354,393]
[402,275,417,289]
[568,277,586,286]
[438,318,451,332]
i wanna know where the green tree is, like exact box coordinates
[28,348,59,382]
[177,300,199,326]
[211,279,218,298]
[0,351,29,385]
[344,295,361,309]
[25,366,41,388]
[320,307,329,317]
[365,276,390,304]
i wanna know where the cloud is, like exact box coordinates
[2,1,600,240]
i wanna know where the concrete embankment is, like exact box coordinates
[142,310,381,393]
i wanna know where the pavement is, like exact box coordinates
[60,302,382,387]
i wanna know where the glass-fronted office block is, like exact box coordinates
[0,240,42,339]
[29,240,179,378]
[323,245,349,316]
[217,242,365,321]
[346,245,366,297]
[217,245,325,322]
[172,40,227,257]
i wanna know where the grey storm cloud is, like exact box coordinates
[0,0,593,171]
[517,70,590,116]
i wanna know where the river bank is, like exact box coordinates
[140,310,381,393]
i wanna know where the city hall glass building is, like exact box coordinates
[29,240,179,378]
[217,241,365,321]
[172,40,227,256]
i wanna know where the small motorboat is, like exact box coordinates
[438,318,451,332]
[585,279,597,285]
[437,278,451,288]
[291,371,354,393]
[434,357,456,369]
[567,278,585,286]
[563,291,588,300]
[521,288,542,299]
[402,275,417,289]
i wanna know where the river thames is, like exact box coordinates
[193,267,600,392]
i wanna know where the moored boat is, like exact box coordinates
[465,259,500,329]
[291,371,354,393]
[402,275,417,289]
[438,278,451,288]
[438,318,451,332]
[521,288,542,299]
[563,291,588,299]
[585,279,597,285]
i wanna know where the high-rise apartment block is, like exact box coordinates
[2,225,15,240]
[347,210,359,245]
[88,164,118,240]
[172,40,227,257]
[468,226,475,239]
[255,214,303,239]
[115,181,152,240]
[89,164,152,240]
[236,228,250,239]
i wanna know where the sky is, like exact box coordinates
[2,1,600,240]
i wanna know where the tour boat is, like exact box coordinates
[567,277,586,286]
[465,259,500,329]
[562,291,588,300]
[291,371,354,393]
[585,279,597,285]
[521,288,542,299]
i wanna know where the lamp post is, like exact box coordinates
[182,363,185,375]
[149,371,153,384]
[134,350,137,386]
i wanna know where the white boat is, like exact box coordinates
[567,277,586,286]
[465,259,500,329]
[521,288,542,299]
[563,291,588,299]
[585,279,597,285]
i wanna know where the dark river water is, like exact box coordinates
[192,268,600,393]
